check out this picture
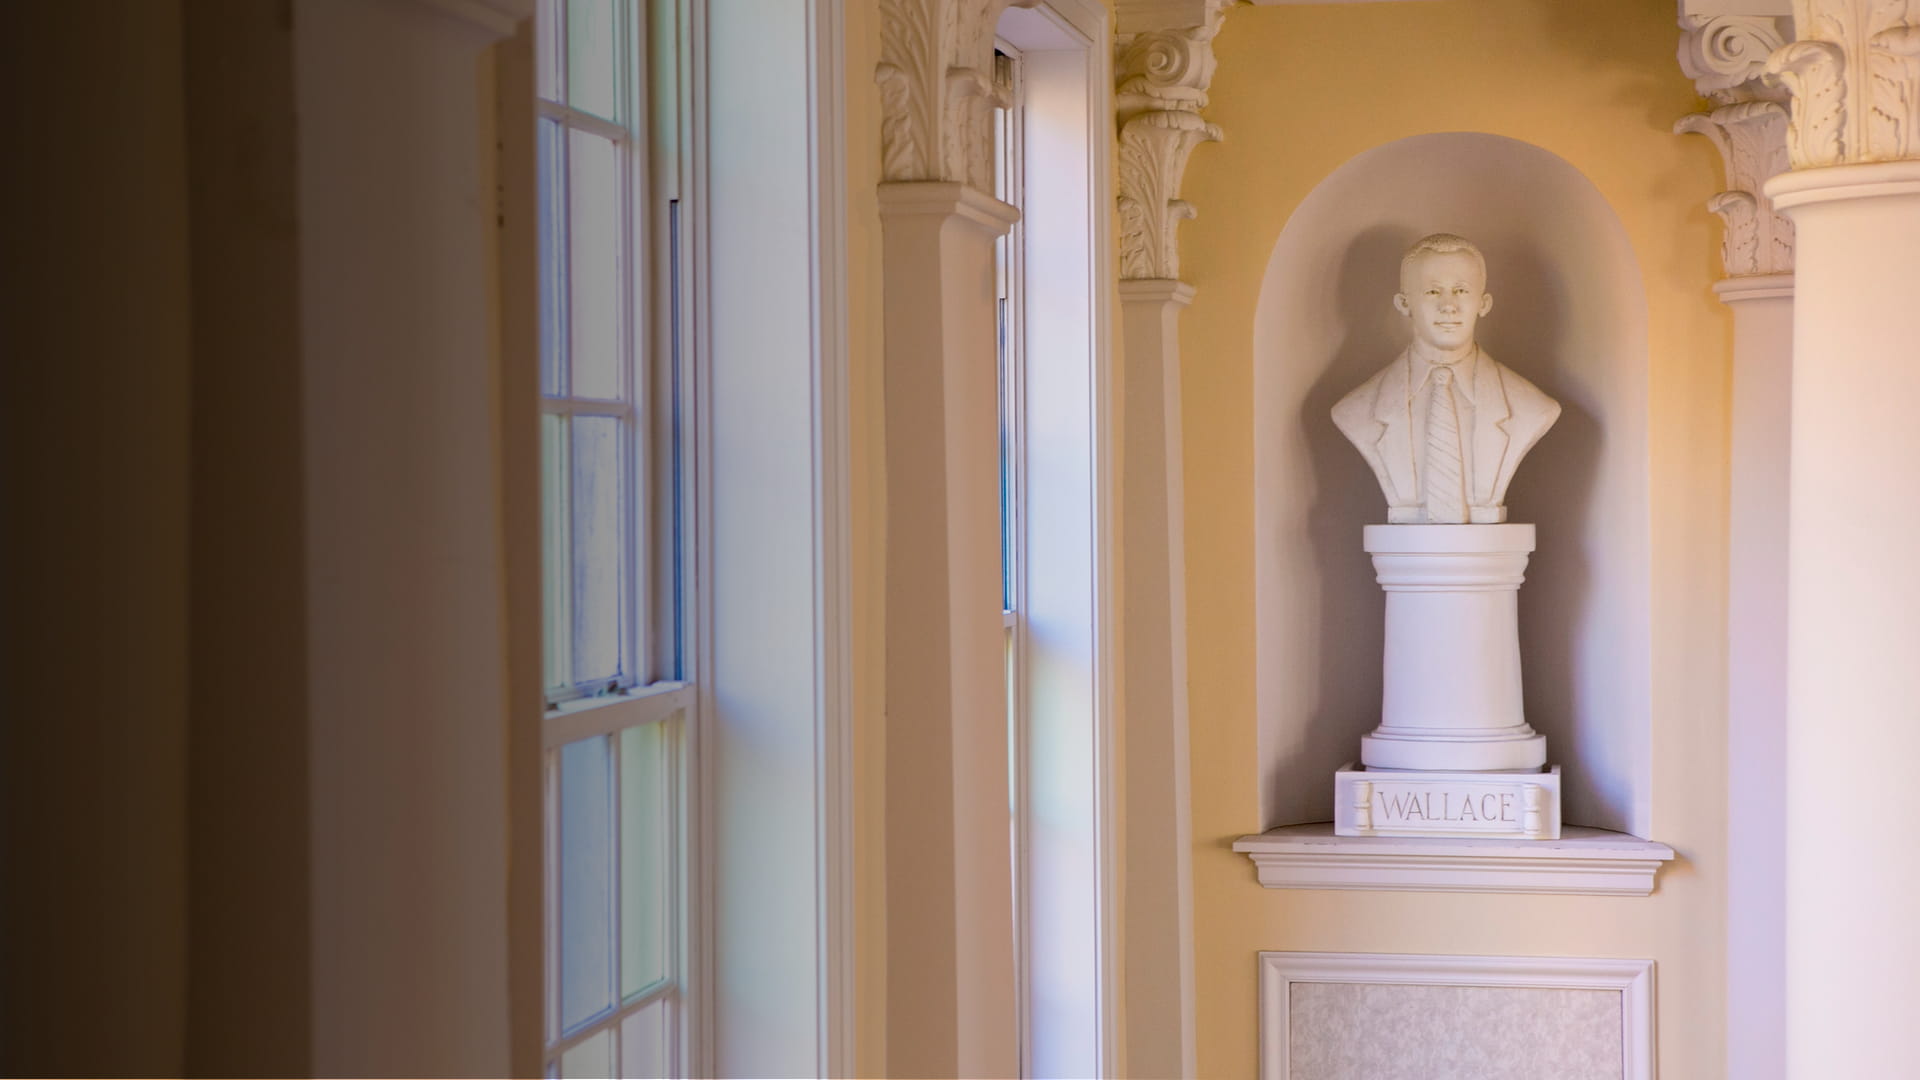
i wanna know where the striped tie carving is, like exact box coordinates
[1423,366,1467,523]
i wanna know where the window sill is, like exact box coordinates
[1231,823,1675,897]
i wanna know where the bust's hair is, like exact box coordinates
[1401,233,1486,277]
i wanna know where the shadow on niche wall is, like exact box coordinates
[1256,132,1648,836]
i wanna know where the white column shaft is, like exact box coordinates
[1774,166,1920,1079]
[877,181,1021,1080]
[1117,279,1197,1080]
[1717,275,1792,1080]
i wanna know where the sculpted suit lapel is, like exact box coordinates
[1371,351,1417,505]
[1469,348,1513,508]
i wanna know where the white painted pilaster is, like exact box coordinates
[1716,271,1793,1080]
[1674,12,1798,1072]
[1112,5,1227,1075]
[1117,278,1199,1080]
[873,5,1026,1071]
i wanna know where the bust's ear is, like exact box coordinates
[1393,292,1410,316]
[1479,293,1494,316]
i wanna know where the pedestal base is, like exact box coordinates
[1335,762,1561,840]
[1361,729,1547,772]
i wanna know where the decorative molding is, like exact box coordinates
[1677,101,1797,274]
[1115,0,1232,280]
[1232,823,1677,896]
[876,0,1038,190]
[1713,270,1797,299]
[1765,0,1920,168]
[1677,11,1798,275]
[1679,13,1790,101]
[1258,952,1655,1080]
[1765,154,1920,202]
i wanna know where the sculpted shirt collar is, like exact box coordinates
[1410,345,1480,394]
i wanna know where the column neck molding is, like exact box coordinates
[1115,0,1232,281]
[1677,10,1798,276]
[1714,272,1797,301]
[877,180,1021,235]
[877,0,1029,191]
[1766,157,1920,207]
[1118,277,1198,307]
[1766,0,1920,169]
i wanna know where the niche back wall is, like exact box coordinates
[1253,132,1652,836]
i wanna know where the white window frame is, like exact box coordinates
[512,0,854,1074]
[533,1,699,1075]
[993,2,1117,1076]
[691,0,853,1076]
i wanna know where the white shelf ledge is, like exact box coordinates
[1232,824,1676,897]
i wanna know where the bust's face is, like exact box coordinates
[1394,250,1493,354]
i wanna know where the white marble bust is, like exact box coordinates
[1332,234,1560,524]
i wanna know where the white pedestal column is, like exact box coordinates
[1360,524,1548,772]
[1767,160,1920,1079]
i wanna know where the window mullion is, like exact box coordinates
[626,0,652,690]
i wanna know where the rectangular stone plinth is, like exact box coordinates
[1335,762,1561,840]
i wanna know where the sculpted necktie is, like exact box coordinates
[1424,365,1468,524]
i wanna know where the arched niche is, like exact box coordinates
[1254,132,1651,837]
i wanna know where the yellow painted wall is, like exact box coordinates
[1179,1,1732,1076]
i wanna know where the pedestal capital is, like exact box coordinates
[1115,0,1232,281]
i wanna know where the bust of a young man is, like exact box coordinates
[1331,233,1560,524]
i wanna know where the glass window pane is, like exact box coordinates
[539,117,567,397]
[559,737,615,1031]
[571,416,624,687]
[621,722,670,997]
[568,129,623,401]
[620,997,670,1079]
[559,1027,613,1080]
[542,414,571,692]
[567,0,621,122]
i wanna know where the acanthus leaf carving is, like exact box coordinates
[1677,99,1796,275]
[1675,9,1796,276]
[1115,0,1232,281]
[877,0,1023,189]
[1118,108,1221,280]
[1765,0,1920,167]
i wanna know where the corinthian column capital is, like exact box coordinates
[1676,9,1798,276]
[1765,0,1920,168]
[1115,0,1233,281]
[877,0,1031,191]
